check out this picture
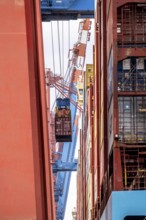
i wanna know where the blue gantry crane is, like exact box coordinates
[53,160,77,173]
[55,98,78,219]
[41,0,94,21]
[51,19,91,219]
[42,1,93,218]
[45,18,91,219]
[45,66,80,219]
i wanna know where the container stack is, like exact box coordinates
[55,98,72,142]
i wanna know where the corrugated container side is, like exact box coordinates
[106,0,113,60]
[55,115,72,142]
[100,72,104,149]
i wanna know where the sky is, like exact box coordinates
[42,19,94,219]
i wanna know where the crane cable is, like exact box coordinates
[57,21,62,78]
[64,20,71,84]
[68,20,70,53]
[62,21,64,78]
[62,21,64,96]
[51,20,72,103]
[51,21,55,76]
[51,21,57,100]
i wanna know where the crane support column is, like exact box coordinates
[0,1,55,219]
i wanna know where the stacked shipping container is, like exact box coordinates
[98,0,146,219]
[55,98,72,142]
[77,0,146,219]
[77,65,94,219]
